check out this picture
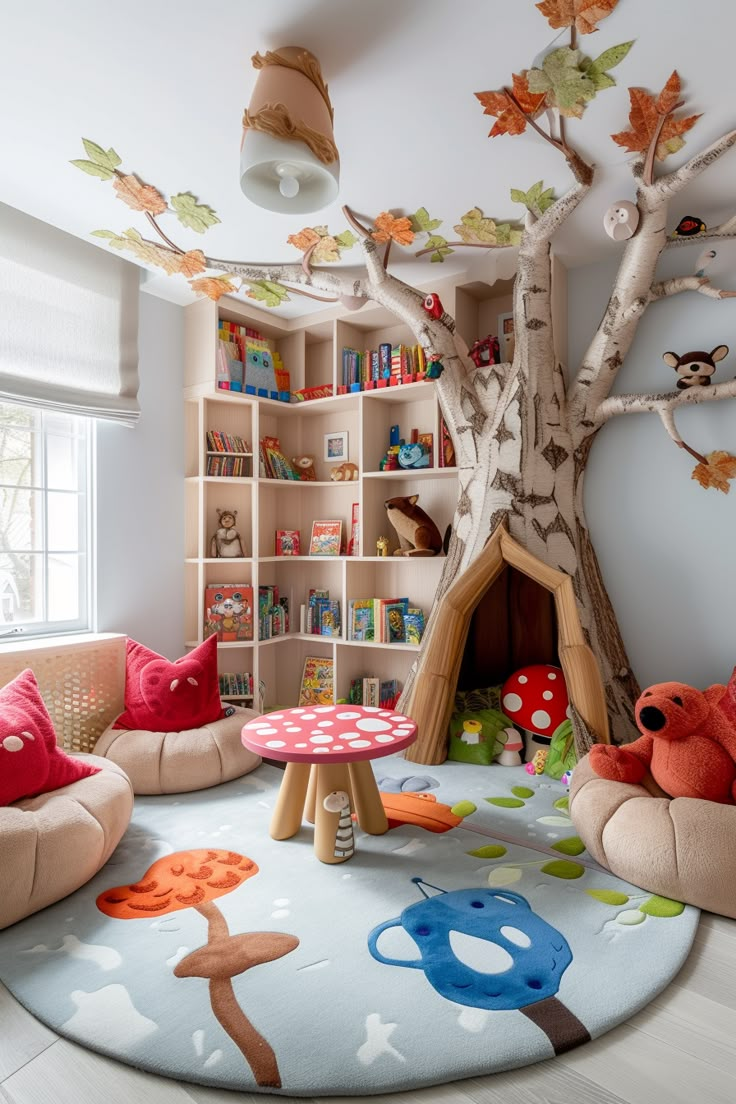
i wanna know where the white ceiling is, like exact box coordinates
[2,0,736,319]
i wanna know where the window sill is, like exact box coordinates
[0,631,126,656]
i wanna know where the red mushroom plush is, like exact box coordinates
[501,665,570,761]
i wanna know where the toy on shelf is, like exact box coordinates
[398,442,430,469]
[291,455,317,481]
[501,664,570,761]
[330,462,359,481]
[590,679,736,803]
[210,509,245,558]
[376,535,389,557]
[525,749,548,776]
[602,200,640,240]
[662,345,728,389]
[468,335,500,368]
[384,494,443,557]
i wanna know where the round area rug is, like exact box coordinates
[0,758,698,1096]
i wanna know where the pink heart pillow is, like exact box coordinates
[115,635,223,732]
[0,669,100,806]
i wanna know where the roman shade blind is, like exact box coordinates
[0,201,140,425]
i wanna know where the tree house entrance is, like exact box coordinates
[403,526,610,764]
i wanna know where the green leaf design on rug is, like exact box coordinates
[639,895,685,918]
[486,797,525,808]
[467,844,507,858]
[551,837,585,856]
[451,800,477,818]
[617,909,646,926]
[553,797,569,811]
[587,889,630,906]
[540,859,584,880]
[537,815,572,826]
[511,786,534,799]
[487,866,522,887]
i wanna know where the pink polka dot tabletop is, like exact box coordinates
[241,705,417,763]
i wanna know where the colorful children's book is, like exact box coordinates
[309,520,343,556]
[404,608,425,645]
[298,656,335,706]
[348,502,360,556]
[384,602,407,644]
[275,529,301,556]
[350,598,375,641]
[204,583,253,641]
[362,676,380,707]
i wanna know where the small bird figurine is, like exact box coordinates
[423,293,445,320]
[694,248,717,277]
[673,215,707,237]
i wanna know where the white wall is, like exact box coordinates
[569,252,736,691]
[95,292,184,658]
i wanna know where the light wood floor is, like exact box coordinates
[1,911,735,1104]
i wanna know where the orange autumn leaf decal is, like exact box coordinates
[691,451,736,494]
[178,249,207,278]
[287,226,322,253]
[371,212,415,246]
[190,274,238,300]
[475,73,547,137]
[97,848,258,918]
[611,71,701,161]
[536,0,619,34]
[113,173,167,215]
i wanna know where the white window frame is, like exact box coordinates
[0,403,93,640]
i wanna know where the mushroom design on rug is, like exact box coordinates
[97,848,298,1089]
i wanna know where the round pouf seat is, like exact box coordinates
[569,753,736,918]
[0,754,133,931]
[95,707,262,795]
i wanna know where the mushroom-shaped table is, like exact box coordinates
[242,706,417,864]
[501,665,569,759]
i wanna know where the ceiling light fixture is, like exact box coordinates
[240,47,339,215]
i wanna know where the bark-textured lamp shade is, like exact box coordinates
[240,48,339,214]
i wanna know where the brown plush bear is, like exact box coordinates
[590,680,736,804]
[292,455,317,481]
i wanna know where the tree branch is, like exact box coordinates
[524,179,591,244]
[504,87,593,185]
[650,275,736,301]
[642,100,684,187]
[414,240,517,258]
[656,407,707,465]
[654,128,736,200]
[595,377,736,425]
[665,213,736,249]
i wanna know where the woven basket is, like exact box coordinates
[0,633,126,753]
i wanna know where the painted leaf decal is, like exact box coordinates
[511,71,548,116]
[170,193,221,233]
[495,223,523,246]
[656,70,682,114]
[586,889,630,905]
[451,800,477,817]
[527,47,596,118]
[190,275,238,301]
[536,815,572,826]
[334,230,358,250]
[371,212,415,246]
[510,180,556,216]
[178,250,207,278]
[553,796,569,811]
[486,797,525,809]
[70,159,115,181]
[466,844,507,858]
[511,786,534,799]
[475,73,546,138]
[540,859,585,879]
[107,229,189,275]
[611,72,701,160]
[246,280,290,308]
[536,0,620,35]
[287,227,322,253]
[311,235,341,263]
[424,234,453,262]
[691,451,736,493]
[81,139,121,171]
[410,207,443,234]
[454,208,499,245]
[487,866,523,887]
[113,174,168,215]
[639,895,685,918]
[617,908,646,925]
[551,836,585,856]
[584,41,634,91]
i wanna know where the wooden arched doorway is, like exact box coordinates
[403,525,610,764]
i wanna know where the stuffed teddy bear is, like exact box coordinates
[590,680,736,803]
[291,455,317,481]
[329,461,359,481]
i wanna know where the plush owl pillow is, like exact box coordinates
[114,634,224,733]
[0,669,100,806]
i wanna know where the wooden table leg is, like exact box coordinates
[314,763,354,863]
[348,760,388,835]
[304,765,318,824]
[270,762,311,840]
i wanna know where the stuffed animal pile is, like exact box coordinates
[590,669,736,804]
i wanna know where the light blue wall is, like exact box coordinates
[95,293,184,658]
[569,253,736,691]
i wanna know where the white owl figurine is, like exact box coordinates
[603,201,640,241]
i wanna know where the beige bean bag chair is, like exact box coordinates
[94,706,261,795]
[0,754,133,931]
[569,753,736,918]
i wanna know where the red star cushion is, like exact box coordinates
[115,635,223,733]
[0,669,100,806]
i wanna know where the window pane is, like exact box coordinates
[0,552,41,624]
[48,491,79,551]
[47,432,81,491]
[0,487,44,550]
[48,554,81,621]
[0,422,35,488]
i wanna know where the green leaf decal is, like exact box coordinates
[639,895,685,918]
[528,47,597,117]
[511,180,557,216]
[551,836,585,856]
[553,796,569,811]
[540,859,584,880]
[486,797,525,808]
[537,815,572,826]
[170,193,221,233]
[81,139,121,171]
[467,844,507,858]
[334,230,358,249]
[424,234,452,262]
[488,866,522,887]
[90,230,121,239]
[617,909,646,926]
[70,159,115,180]
[245,280,290,308]
[511,786,534,799]
[451,800,477,818]
[587,889,630,906]
[410,206,443,234]
[586,41,634,92]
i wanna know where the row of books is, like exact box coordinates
[217,321,291,401]
[206,429,250,453]
[259,586,289,640]
[348,676,401,709]
[347,597,426,644]
[299,589,341,636]
[218,672,253,698]
[341,343,427,389]
[207,454,251,477]
[259,436,300,480]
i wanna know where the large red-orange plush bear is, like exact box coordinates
[590,681,736,804]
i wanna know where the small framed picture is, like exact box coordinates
[324,430,348,462]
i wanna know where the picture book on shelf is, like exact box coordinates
[404,608,426,645]
[275,529,301,556]
[309,519,342,556]
[204,583,253,641]
[298,656,335,706]
[384,602,407,644]
[349,598,375,642]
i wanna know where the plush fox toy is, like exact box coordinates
[384,495,443,556]
[590,680,736,804]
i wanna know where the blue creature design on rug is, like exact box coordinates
[368,877,590,1054]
